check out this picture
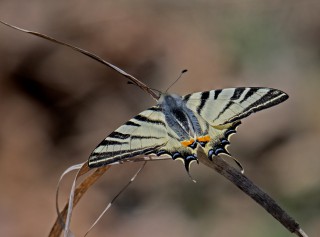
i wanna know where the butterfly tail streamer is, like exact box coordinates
[197,147,308,237]
[0,20,159,100]
[84,161,147,237]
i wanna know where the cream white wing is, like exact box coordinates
[88,106,169,167]
[183,87,288,126]
[88,106,198,170]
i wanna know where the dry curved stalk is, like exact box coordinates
[0,20,159,101]
[49,165,110,237]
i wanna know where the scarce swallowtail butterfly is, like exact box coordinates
[88,87,288,173]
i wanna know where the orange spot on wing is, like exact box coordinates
[181,138,195,147]
[197,135,211,142]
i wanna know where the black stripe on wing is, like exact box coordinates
[239,87,260,103]
[196,91,210,114]
[98,140,128,146]
[230,87,246,100]
[147,106,162,112]
[131,135,163,140]
[95,134,164,151]
[109,131,130,139]
[125,121,141,127]
[213,88,247,121]
[214,100,234,121]
[225,89,288,124]
[134,114,166,126]
[183,93,191,103]
[214,89,222,100]
[89,145,164,168]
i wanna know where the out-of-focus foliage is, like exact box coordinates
[0,1,319,236]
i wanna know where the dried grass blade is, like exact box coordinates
[49,165,110,237]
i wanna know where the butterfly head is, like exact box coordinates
[158,93,183,106]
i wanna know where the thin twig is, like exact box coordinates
[84,162,147,237]
[0,20,159,100]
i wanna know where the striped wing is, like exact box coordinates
[88,106,169,168]
[182,87,288,163]
[88,106,198,168]
[88,106,199,170]
[183,87,288,126]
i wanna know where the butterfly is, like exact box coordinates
[88,87,288,173]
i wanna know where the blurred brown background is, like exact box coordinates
[0,1,319,236]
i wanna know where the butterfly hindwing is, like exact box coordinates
[154,135,198,172]
[201,120,241,159]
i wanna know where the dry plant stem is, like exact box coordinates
[0,20,160,100]
[49,166,110,237]
[197,151,308,237]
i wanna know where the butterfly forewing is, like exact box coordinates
[183,87,288,126]
[88,106,170,167]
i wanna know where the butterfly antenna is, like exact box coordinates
[84,161,147,237]
[165,69,188,93]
